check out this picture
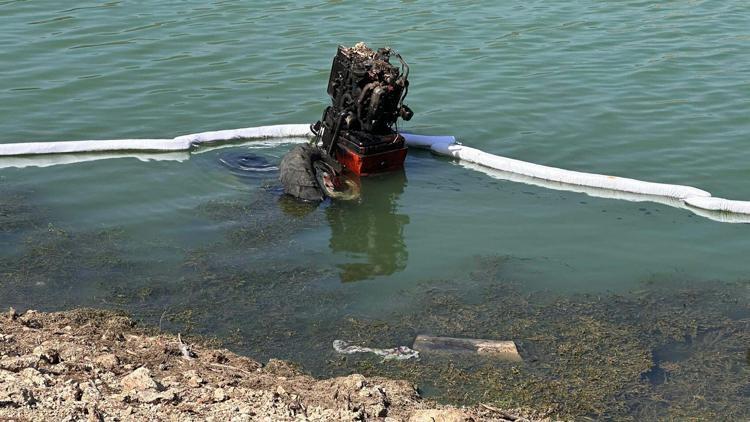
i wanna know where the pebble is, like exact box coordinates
[121,367,158,392]
[213,387,227,402]
[93,353,119,371]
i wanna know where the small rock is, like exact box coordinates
[0,370,18,383]
[101,330,125,342]
[0,354,38,371]
[87,405,104,422]
[93,353,119,371]
[197,388,213,404]
[8,307,18,320]
[335,374,370,395]
[160,375,179,387]
[213,387,227,402]
[183,370,204,388]
[61,382,83,402]
[20,367,50,387]
[33,345,61,364]
[121,367,159,392]
[139,388,177,404]
[372,404,388,418]
[275,385,286,396]
[0,386,36,407]
[19,310,42,328]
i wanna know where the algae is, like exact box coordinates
[196,190,324,249]
[321,257,750,420]
[138,244,750,419]
[155,242,750,419]
[0,223,133,309]
[0,184,45,248]
[2,184,748,420]
[0,193,39,233]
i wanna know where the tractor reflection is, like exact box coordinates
[325,170,409,283]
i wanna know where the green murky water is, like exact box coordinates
[1,1,749,419]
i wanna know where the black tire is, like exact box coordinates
[279,144,340,201]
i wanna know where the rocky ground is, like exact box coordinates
[0,308,544,421]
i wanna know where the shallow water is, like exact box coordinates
[1,1,749,418]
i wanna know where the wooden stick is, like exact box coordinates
[412,335,522,362]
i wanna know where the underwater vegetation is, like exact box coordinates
[0,223,133,309]
[327,258,750,420]
[0,184,46,244]
[0,192,39,233]
[2,184,748,420]
[167,244,750,420]
[0,185,124,307]
[142,233,750,421]
[0,181,155,310]
[196,188,324,249]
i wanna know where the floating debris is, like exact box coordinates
[333,339,419,361]
[413,335,522,362]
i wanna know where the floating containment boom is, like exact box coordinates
[0,124,748,222]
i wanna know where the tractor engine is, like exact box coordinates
[280,43,413,201]
[313,42,413,176]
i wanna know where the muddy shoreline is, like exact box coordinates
[0,308,543,421]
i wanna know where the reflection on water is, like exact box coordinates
[326,171,409,282]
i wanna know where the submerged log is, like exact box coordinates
[412,335,522,362]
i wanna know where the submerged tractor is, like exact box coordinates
[280,42,413,201]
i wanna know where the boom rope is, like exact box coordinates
[0,124,747,221]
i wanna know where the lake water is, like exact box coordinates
[1,1,749,419]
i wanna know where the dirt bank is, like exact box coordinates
[0,308,544,421]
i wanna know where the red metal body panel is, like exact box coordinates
[335,144,407,176]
